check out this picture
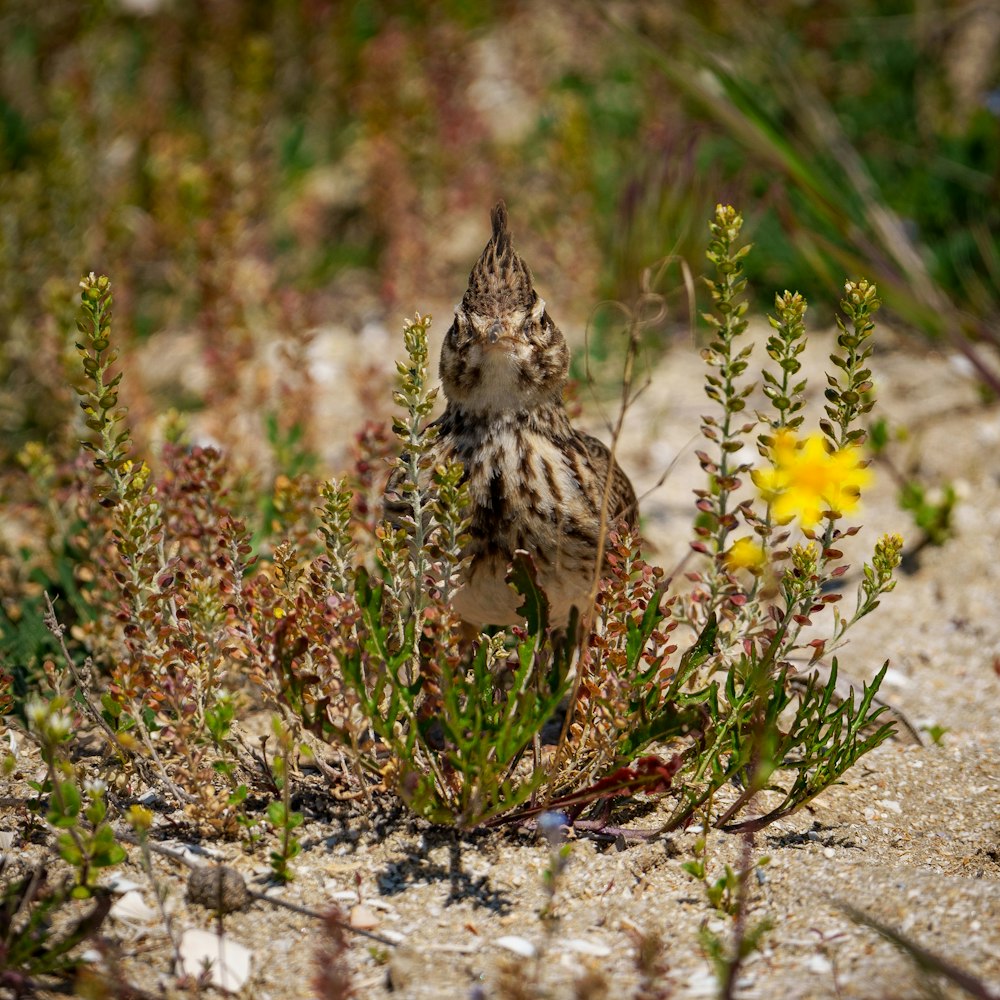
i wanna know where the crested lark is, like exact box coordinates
[387,201,637,627]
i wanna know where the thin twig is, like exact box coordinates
[43,594,120,747]
[834,899,1000,1000]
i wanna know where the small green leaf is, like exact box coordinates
[507,551,549,636]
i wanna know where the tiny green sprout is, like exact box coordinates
[922,724,949,746]
[867,418,956,548]
[899,481,957,547]
[706,864,740,915]
[267,717,303,883]
[205,694,236,745]
[868,417,891,453]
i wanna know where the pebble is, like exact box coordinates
[163,839,224,863]
[881,668,912,688]
[685,966,719,997]
[349,904,379,931]
[110,890,159,925]
[177,929,251,992]
[186,865,250,914]
[563,938,611,957]
[495,935,536,958]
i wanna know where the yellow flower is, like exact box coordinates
[725,537,767,574]
[752,431,871,530]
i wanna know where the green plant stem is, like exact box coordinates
[41,755,89,888]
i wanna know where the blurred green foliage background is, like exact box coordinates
[1,0,998,469]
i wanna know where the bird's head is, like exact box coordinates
[440,201,569,413]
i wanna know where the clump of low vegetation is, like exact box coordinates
[1,207,907,994]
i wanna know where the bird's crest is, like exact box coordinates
[463,200,536,315]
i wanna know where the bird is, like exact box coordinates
[386,200,637,627]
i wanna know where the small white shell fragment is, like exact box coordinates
[111,890,159,924]
[880,668,911,688]
[105,876,144,895]
[349,904,379,931]
[495,935,536,958]
[685,966,719,997]
[0,831,16,851]
[162,840,224,864]
[947,353,975,378]
[807,954,833,974]
[563,938,612,957]
[177,928,252,993]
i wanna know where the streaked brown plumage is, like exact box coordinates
[387,200,637,626]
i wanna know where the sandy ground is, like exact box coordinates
[3,324,999,999]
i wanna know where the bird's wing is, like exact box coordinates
[578,433,639,528]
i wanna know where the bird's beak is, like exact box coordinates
[486,320,503,345]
